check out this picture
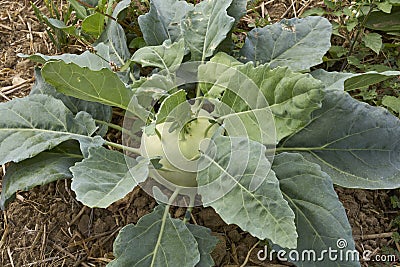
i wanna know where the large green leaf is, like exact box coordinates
[0,141,82,209]
[240,16,332,71]
[18,43,111,70]
[31,68,112,136]
[281,90,400,189]
[311,69,400,91]
[108,205,200,267]
[0,94,102,165]
[186,224,218,267]
[130,39,185,74]
[365,6,400,32]
[182,0,235,61]
[138,0,194,46]
[199,54,324,143]
[234,64,324,142]
[197,135,297,249]
[273,153,360,267]
[70,146,149,208]
[41,61,149,121]
[198,53,242,97]
[198,58,275,145]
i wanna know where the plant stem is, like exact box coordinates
[106,0,114,18]
[104,140,142,155]
[196,84,202,99]
[183,193,196,223]
[129,72,136,83]
[274,147,321,152]
[95,119,123,132]
[194,54,207,113]
[183,207,193,223]
[151,188,181,267]
[95,119,137,138]
[193,94,207,118]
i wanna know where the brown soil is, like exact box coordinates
[0,0,53,102]
[0,1,399,267]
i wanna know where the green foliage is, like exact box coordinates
[3,1,400,266]
[200,56,325,142]
[71,146,149,208]
[130,39,185,73]
[391,195,400,208]
[108,205,202,266]
[138,0,194,46]
[310,0,400,72]
[41,61,149,120]
[198,135,297,248]
[182,0,235,61]
[273,153,357,267]
[0,141,82,209]
[32,0,124,50]
[282,90,400,189]
[382,95,400,114]
[365,6,400,33]
[311,69,400,91]
[362,32,382,54]
[32,1,77,50]
[240,16,332,71]
[0,94,102,165]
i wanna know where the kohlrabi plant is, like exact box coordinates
[2,0,400,266]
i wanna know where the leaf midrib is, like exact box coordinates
[201,152,295,246]
[0,128,93,140]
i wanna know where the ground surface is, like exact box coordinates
[0,1,399,266]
